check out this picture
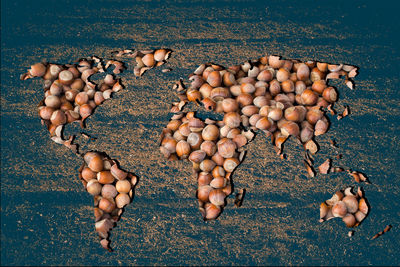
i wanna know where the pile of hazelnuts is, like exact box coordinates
[160,55,359,220]
[320,187,369,228]
[79,151,138,251]
[21,57,125,149]
[22,49,175,252]
[160,111,250,220]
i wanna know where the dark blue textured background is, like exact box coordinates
[1,1,400,265]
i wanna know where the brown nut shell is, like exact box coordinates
[97,171,115,184]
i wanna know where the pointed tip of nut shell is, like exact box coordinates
[100,239,112,252]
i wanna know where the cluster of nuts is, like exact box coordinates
[172,56,358,160]
[111,48,172,76]
[23,50,375,251]
[22,49,173,252]
[160,111,251,220]
[161,55,359,220]
[20,57,125,150]
[320,187,369,228]
[79,151,138,251]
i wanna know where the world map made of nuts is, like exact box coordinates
[22,49,371,252]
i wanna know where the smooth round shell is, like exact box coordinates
[276,68,290,82]
[204,203,221,220]
[241,83,256,94]
[176,140,191,158]
[223,72,236,86]
[256,117,273,130]
[82,167,97,182]
[332,201,347,218]
[75,92,89,105]
[241,105,259,117]
[98,197,116,213]
[79,104,93,119]
[97,171,115,184]
[301,89,318,106]
[65,89,79,102]
[189,118,205,132]
[322,87,337,103]
[210,177,227,189]
[221,98,239,113]
[284,106,303,122]
[312,80,327,94]
[87,179,102,196]
[280,121,300,137]
[217,138,237,158]
[211,166,225,178]
[207,71,222,87]
[187,132,203,150]
[257,69,273,82]
[162,136,178,153]
[197,185,212,202]
[198,172,213,186]
[209,189,225,206]
[167,120,182,131]
[154,49,168,61]
[142,53,155,67]
[253,96,269,108]
[101,184,118,199]
[342,195,359,213]
[50,110,66,126]
[200,159,216,172]
[84,152,100,165]
[115,179,131,193]
[60,101,74,111]
[88,155,104,172]
[268,108,283,121]
[314,118,329,136]
[202,125,220,141]
[342,213,357,228]
[71,78,84,91]
[300,125,314,143]
[223,112,241,128]
[29,62,47,77]
[58,70,74,85]
[200,140,217,157]
[296,63,310,81]
[115,193,131,208]
[236,93,253,107]
[189,150,206,164]
[223,157,240,173]
[45,95,61,109]
[39,106,55,120]
[211,152,225,166]
[178,122,191,137]
[355,210,366,222]
[200,83,213,98]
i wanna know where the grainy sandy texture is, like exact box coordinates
[1,0,399,265]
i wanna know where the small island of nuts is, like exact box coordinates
[320,186,369,227]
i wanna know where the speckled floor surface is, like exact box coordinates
[1,1,399,265]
